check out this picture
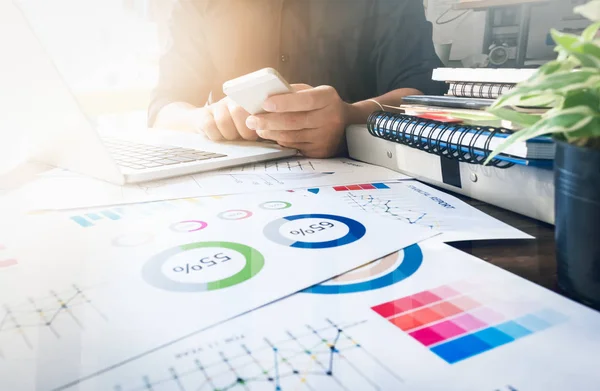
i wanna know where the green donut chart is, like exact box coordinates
[259,201,292,210]
[142,241,265,292]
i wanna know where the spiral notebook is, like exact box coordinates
[366,111,555,167]
[346,124,555,224]
[401,95,495,110]
[447,82,515,99]
[432,67,537,99]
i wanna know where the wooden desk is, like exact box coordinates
[447,192,558,292]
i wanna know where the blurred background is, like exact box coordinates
[12,0,591,123]
[0,0,592,174]
[0,0,175,173]
[16,0,175,126]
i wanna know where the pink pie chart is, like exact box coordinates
[170,220,209,233]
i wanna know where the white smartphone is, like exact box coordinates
[222,67,294,115]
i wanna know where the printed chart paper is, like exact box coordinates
[0,190,433,391]
[71,240,600,391]
[0,157,410,211]
[303,180,532,242]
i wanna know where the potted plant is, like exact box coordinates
[484,0,600,310]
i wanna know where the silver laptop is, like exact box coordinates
[0,1,296,185]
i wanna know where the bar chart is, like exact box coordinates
[69,198,202,228]
[333,183,390,192]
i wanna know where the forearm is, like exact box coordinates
[344,88,423,125]
[149,0,214,129]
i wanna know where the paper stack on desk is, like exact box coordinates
[1,157,600,391]
[0,157,409,212]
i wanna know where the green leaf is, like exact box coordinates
[538,60,573,75]
[556,48,571,62]
[551,29,581,48]
[491,69,600,109]
[483,106,599,165]
[551,29,600,58]
[562,89,600,110]
[507,59,577,96]
[571,52,600,68]
[560,94,600,139]
[508,94,562,108]
[575,0,600,22]
[484,2,600,155]
[551,29,600,67]
[582,21,600,41]
[565,116,600,140]
[486,107,543,127]
[521,59,576,83]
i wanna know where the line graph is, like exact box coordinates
[222,159,320,173]
[240,160,316,172]
[68,198,202,228]
[111,318,404,391]
[0,285,107,358]
[345,193,442,230]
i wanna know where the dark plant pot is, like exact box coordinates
[555,140,600,310]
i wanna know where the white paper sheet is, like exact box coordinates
[67,240,600,391]
[0,158,410,211]
[301,180,532,242]
[0,189,433,391]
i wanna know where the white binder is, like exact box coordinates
[346,125,555,225]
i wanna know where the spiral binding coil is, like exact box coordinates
[449,82,514,99]
[366,111,515,168]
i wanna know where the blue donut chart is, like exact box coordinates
[303,244,423,294]
[263,214,366,249]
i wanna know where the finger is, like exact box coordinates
[276,140,310,150]
[212,102,240,141]
[258,84,311,117]
[228,100,257,141]
[194,109,223,141]
[256,128,317,144]
[248,110,326,131]
[294,145,333,159]
[258,84,311,114]
[290,83,312,92]
[263,85,336,113]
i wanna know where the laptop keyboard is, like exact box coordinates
[102,138,227,170]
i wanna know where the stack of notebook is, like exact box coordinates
[346,67,555,224]
[368,67,553,167]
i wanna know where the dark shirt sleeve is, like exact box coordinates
[371,0,448,96]
[147,1,216,127]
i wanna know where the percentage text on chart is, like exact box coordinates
[290,221,335,237]
[173,252,232,274]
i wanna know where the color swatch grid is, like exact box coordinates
[371,282,568,364]
[332,183,390,192]
[69,198,201,228]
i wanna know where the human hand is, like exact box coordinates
[192,97,258,141]
[245,84,350,158]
